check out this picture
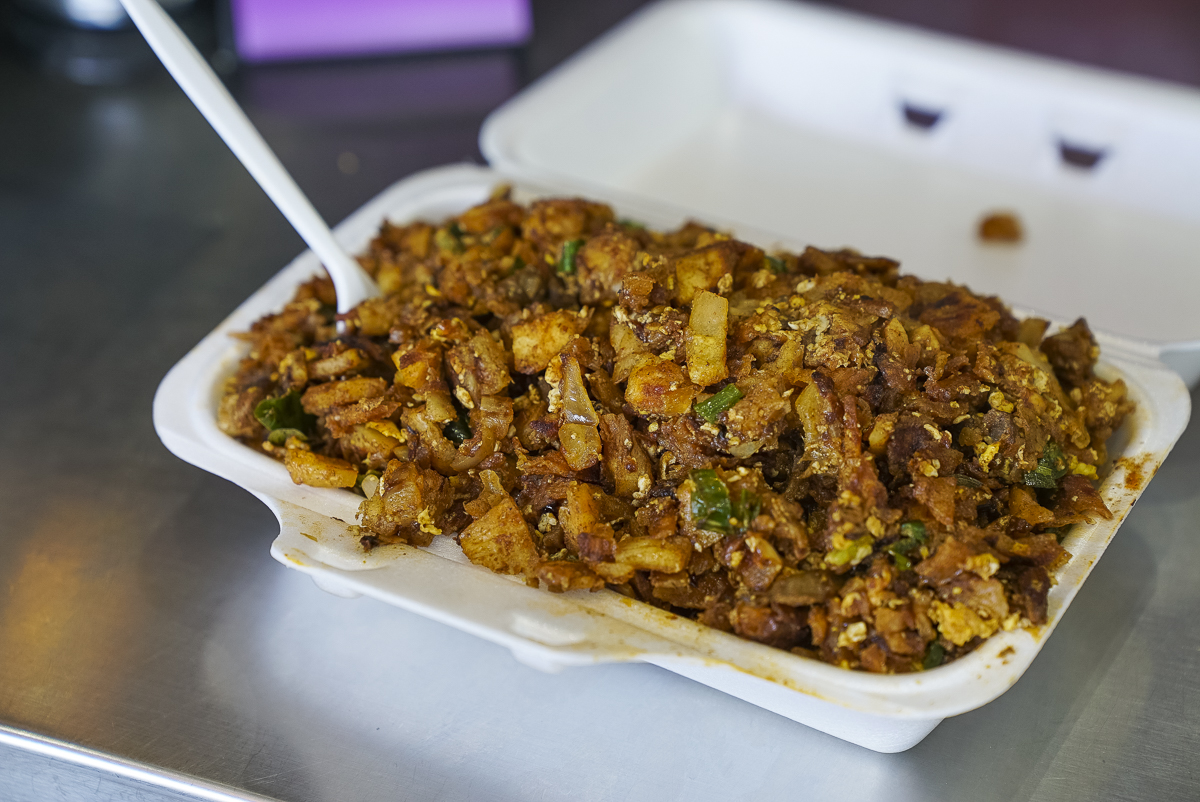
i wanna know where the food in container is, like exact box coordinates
[219,186,1132,676]
[154,164,1190,751]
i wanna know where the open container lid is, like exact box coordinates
[481,0,1200,382]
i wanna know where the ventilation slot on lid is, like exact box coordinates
[1058,140,1107,170]
[901,102,944,131]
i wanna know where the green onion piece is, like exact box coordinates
[956,474,984,489]
[826,537,874,567]
[1023,441,1068,489]
[267,428,307,446]
[765,255,786,273]
[690,468,732,533]
[730,487,761,530]
[885,534,923,570]
[443,418,471,447]
[557,238,584,275]
[899,520,927,543]
[923,642,946,670]
[618,219,645,230]
[1023,471,1057,490]
[254,391,316,434]
[694,384,744,424]
[435,226,463,254]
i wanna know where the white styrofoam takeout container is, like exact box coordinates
[481,0,1200,384]
[154,162,1190,752]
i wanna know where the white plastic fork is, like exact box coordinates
[119,0,381,314]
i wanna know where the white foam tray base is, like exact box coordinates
[153,164,1190,752]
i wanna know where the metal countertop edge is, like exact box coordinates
[0,725,274,802]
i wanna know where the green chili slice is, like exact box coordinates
[886,539,921,571]
[694,384,744,424]
[765,254,786,274]
[827,537,874,567]
[557,238,584,275]
[435,225,463,254]
[690,469,732,533]
[618,219,646,230]
[1023,441,1068,489]
[899,520,927,543]
[923,642,946,670]
[886,525,926,571]
[254,391,316,435]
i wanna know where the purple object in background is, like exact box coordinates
[231,0,533,63]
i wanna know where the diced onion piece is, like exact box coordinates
[404,395,512,475]
[685,290,729,387]
[557,354,601,469]
[614,535,691,573]
[559,422,602,471]
[559,354,599,426]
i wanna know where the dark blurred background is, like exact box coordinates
[4,0,1197,240]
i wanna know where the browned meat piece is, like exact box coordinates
[770,570,839,606]
[730,602,807,649]
[445,331,512,407]
[598,413,654,497]
[913,476,957,528]
[1054,474,1113,523]
[217,385,267,439]
[301,377,387,416]
[359,460,452,546]
[323,394,403,438]
[916,286,1001,341]
[459,471,541,573]
[915,537,974,584]
[1013,565,1051,624]
[536,560,606,592]
[1041,319,1098,388]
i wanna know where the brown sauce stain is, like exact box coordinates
[1115,454,1154,491]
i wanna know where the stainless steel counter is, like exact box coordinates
[2,2,1198,800]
